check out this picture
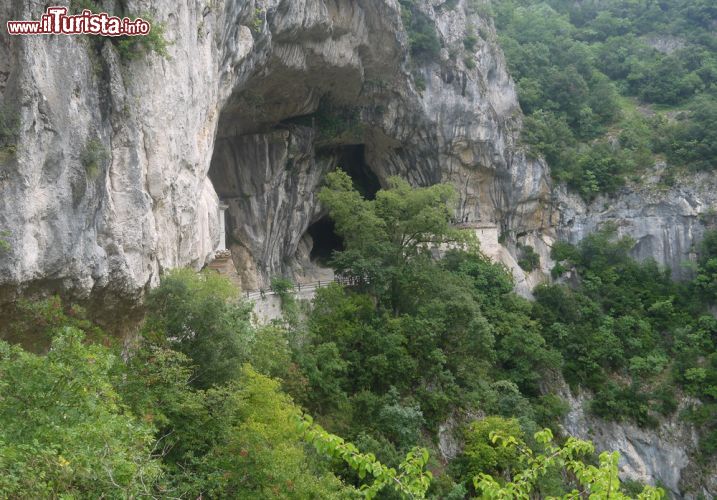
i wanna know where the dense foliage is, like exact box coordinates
[0,175,678,498]
[0,328,161,497]
[473,428,662,499]
[0,275,352,498]
[492,0,717,198]
[543,227,717,454]
[284,173,682,496]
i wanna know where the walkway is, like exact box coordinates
[206,251,358,302]
[241,276,351,300]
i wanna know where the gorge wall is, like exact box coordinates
[1,0,715,496]
[0,0,554,303]
[557,166,717,282]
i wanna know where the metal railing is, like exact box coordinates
[242,276,362,300]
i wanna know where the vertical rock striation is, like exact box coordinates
[557,167,717,281]
[0,0,553,298]
[560,385,717,498]
[1,1,716,493]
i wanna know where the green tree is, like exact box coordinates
[175,366,353,498]
[473,428,664,499]
[695,230,717,302]
[143,268,254,388]
[319,169,468,306]
[494,0,717,196]
[456,417,524,486]
[660,96,717,171]
[0,328,161,497]
[399,0,442,59]
[299,414,432,500]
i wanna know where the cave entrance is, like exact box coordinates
[308,216,343,264]
[337,145,381,200]
[305,144,380,265]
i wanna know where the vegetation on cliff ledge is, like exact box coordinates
[492,0,717,199]
[6,173,711,498]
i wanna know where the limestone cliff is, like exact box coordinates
[557,165,717,282]
[0,0,230,308]
[2,0,711,342]
[0,0,553,302]
[558,382,716,499]
[1,0,716,496]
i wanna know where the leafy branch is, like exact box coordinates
[0,230,10,252]
[298,414,432,499]
[474,429,665,500]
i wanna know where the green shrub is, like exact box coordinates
[456,417,524,484]
[400,0,442,60]
[115,16,170,61]
[463,33,479,51]
[69,2,170,61]
[80,138,109,178]
[517,243,540,272]
[0,296,106,351]
[270,276,294,296]
[658,96,717,171]
[0,230,10,253]
[251,7,264,33]
[473,429,664,499]
[143,269,253,389]
[270,276,300,324]
[414,73,427,92]
[0,329,162,497]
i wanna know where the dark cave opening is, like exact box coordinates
[307,144,381,264]
[336,145,381,200]
[205,131,384,278]
[308,216,343,264]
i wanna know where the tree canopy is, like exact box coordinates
[493,0,717,198]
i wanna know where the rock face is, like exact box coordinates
[557,166,717,281]
[0,0,552,301]
[206,0,556,290]
[2,0,717,494]
[561,385,717,499]
[0,0,232,307]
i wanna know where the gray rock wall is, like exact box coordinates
[2,1,717,493]
[560,384,717,498]
[0,0,243,306]
[557,167,717,280]
[0,0,553,298]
